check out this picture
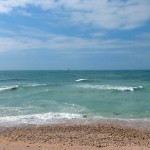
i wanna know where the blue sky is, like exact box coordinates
[0,0,150,70]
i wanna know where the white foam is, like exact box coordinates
[0,112,83,127]
[0,85,19,91]
[0,106,42,117]
[77,84,143,91]
[0,83,47,92]
[23,83,47,87]
[0,111,149,128]
[75,79,88,82]
[63,103,88,113]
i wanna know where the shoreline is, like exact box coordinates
[1,117,150,131]
[0,121,150,150]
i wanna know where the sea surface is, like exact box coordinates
[0,70,150,127]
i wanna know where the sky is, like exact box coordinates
[0,0,150,70]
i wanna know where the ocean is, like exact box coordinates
[0,70,150,127]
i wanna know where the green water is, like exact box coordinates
[0,70,150,126]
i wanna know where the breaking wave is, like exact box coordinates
[77,84,143,92]
[0,112,83,127]
[75,79,88,82]
[0,86,19,91]
[0,83,47,92]
[23,83,47,87]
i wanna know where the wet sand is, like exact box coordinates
[0,122,150,150]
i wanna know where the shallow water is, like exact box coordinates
[0,70,150,126]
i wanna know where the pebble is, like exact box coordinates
[0,123,150,148]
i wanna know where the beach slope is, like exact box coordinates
[0,123,150,150]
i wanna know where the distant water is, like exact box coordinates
[0,70,150,127]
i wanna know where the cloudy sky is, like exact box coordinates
[0,0,150,70]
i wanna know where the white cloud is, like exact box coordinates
[0,0,57,13]
[0,0,150,29]
[0,28,150,53]
[68,0,150,29]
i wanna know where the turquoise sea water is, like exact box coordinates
[0,70,150,126]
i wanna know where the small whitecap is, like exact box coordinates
[75,79,88,82]
[0,85,19,92]
[76,84,143,92]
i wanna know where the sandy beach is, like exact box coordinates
[0,122,150,150]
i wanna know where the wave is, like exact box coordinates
[77,84,143,92]
[75,79,88,82]
[0,112,150,127]
[23,83,47,87]
[0,83,47,92]
[0,112,83,127]
[0,101,88,117]
[0,85,19,91]
[62,103,88,113]
[0,78,27,82]
[0,106,42,117]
